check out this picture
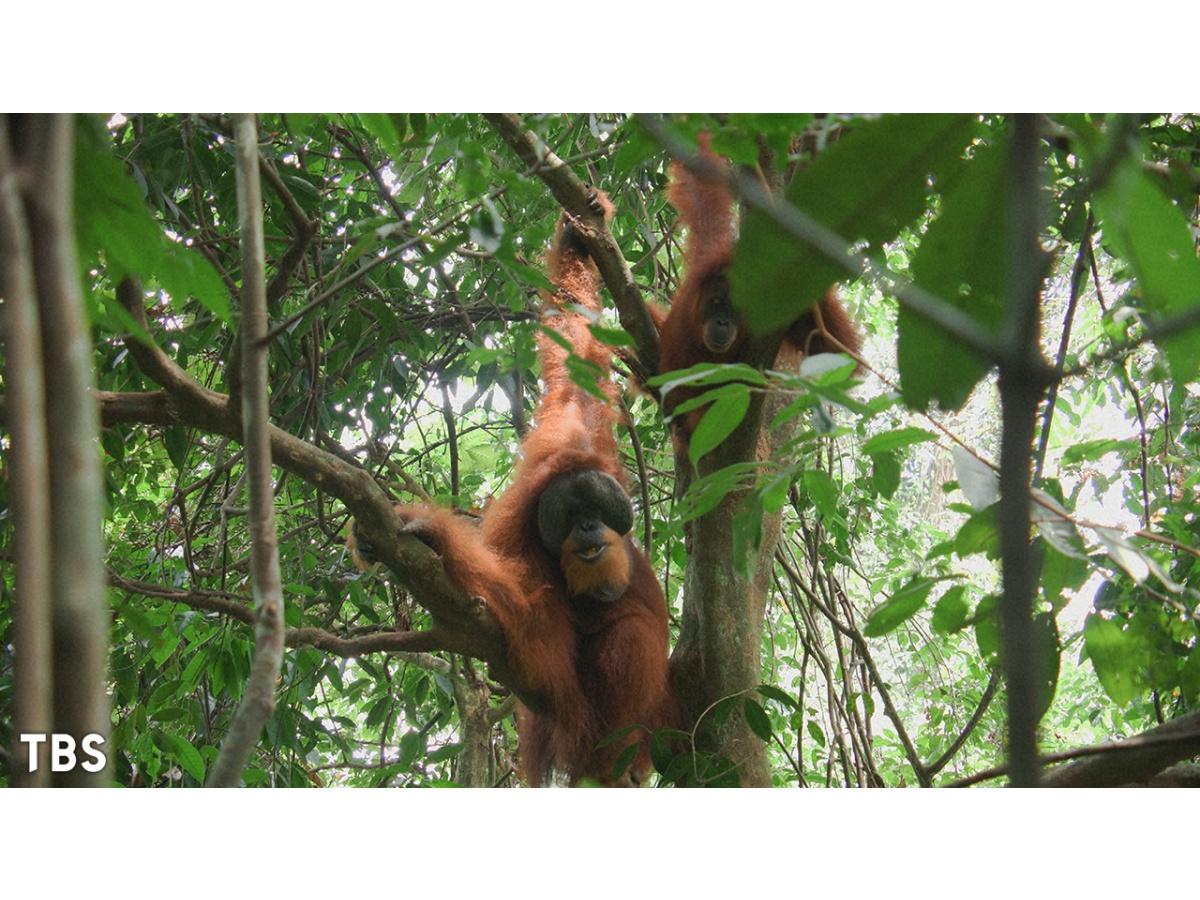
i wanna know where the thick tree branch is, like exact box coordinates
[947,709,1200,788]
[108,573,455,658]
[105,287,541,714]
[483,113,661,376]
[112,278,503,647]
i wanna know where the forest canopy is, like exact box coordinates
[1,112,1199,788]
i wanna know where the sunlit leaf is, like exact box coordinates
[863,577,937,637]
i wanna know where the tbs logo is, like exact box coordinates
[20,734,107,773]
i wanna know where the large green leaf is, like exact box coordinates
[863,577,937,637]
[731,114,977,335]
[898,134,1008,410]
[162,734,206,784]
[862,427,936,455]
[931,585,969,634]
[688,384,751,466]
[75,120,231,323]
[1083,614,1148,706]
[1094,158,1200,384]
[802,469,839,520]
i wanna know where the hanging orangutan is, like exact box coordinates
[652,133,863,444]
[350,189,675,786]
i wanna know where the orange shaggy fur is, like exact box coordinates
[358,191,674,785]
[655,134,863,441]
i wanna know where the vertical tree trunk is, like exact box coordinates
[452,670,495,788]
[0,116,54,786]
[18,114,110,785]
[997,115,1049,788]
[671,376,789,786]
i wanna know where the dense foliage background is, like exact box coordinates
[1,113,1198,787]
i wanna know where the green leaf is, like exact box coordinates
[973,594,1001,664]
[610,123,659,176]
[806,720,826,748]
[757,684,800,711]
[595,724,639,749]
[1031,613,1061,724]
[469,197,504,254]
[1094,157,1200,383]
[863,577,936,637]
[587,323,636,348]
[1040,542,1089,606]
[931,585,969,634]
[898,134,1009,410]
[731,115,976,336]
[955,506,1000,559]
[1061,438,1138,466]
[648,360,768,392]
[74,123,230,323]
[162,734,206,783]
[398,730,426,768]
[164,426,188,471]
[743,698,773,742]
[1083,614,1147,706]
[157,241,230,323]
[803,469,839,519]
[688,385,750,466]
[611,742,640,781]
[147,679,182,713]
[564,353,608,402]
[871,450,901,499]
[862,427,936,455]
[357,113,405,160]
[649,730,680,775]
[676,462,761,523]
[283,113,317,138]
[427,743,464,763]
[102,429,126,462]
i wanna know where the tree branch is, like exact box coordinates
[946,709,1200,788]
[108,573,455,658]
[208,114,287,787]
[483,113,661,376]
